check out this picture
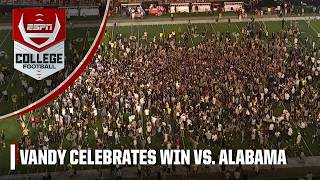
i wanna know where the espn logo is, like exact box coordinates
[27,24,53,31]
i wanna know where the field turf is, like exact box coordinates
[0,19,320,176]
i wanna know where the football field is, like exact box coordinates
[103,18,320,47]
[0,27,99,116]
[0,25,99,174]
[0,17,320,176]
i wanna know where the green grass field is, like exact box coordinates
[0,19,320,176]
[102,19,320,46]
[0,26,99,116]
[0,25,99,174]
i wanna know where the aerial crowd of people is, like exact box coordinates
[1,19,320,179]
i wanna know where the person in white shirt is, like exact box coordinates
[138,126,143,139]
[28,86,34,94]
[136,104,141,114]
[288,127,293,137]
[296,132,302,145]
[69,107,74,115]
[259,131,264,147]
[2,90,8,101]
[167,141,172,149]
[46,79,52,87]
[78,129,83,142]
[133,136,137,148]
[269,123,274,131]
[300,121,307,129]
[163,132,168,145]
[108,130,113,140]
[212,133,218,143]
[146,122,152,135]
[251,129,256,147]
[115,131,120,145]
[306,172,313,180]
[0,72,4,85]
[103,124,108,136]
[147,136,151,146]
[284,92,290,101]
[205,130,212,145]
[94,128,98,139]
[144,109,149,116]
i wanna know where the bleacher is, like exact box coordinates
[0,0,99,6]
[300,0,320,6]
[0,0,104,17]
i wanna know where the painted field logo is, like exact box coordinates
[13,8,66,80]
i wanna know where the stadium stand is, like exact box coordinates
[0,0,100,6]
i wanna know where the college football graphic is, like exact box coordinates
[12,8,66,80]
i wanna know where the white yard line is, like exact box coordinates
[257,20,267,32]
[306,20,319,36]
[0,16,319,30]
[103,16,319,27]
[257,20,263,28]
[234,23,241,32]
[261,21,268,33]
[22,88,45,126]
[0,31,10,48]
[161,24,165,37]
[138,26,140,44]
[302,136,314,156]
[182,133,186,149]
[24,112,33,128]
[186,24,195,46]
[281,102,286,110]
[0,72,16,103]
[111,25,114,40]
[262,21,267,28]
[210,23,216,32]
